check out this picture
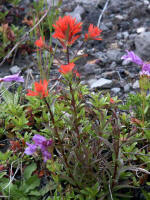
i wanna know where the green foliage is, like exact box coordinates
[0,4,150,198]
[0,75,150,199]
[0,163,48,199]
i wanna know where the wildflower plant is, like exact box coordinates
[0,13,150,200]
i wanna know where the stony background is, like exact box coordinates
[1,0,150,98]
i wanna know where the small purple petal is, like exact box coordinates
[0,73,24,82]
[24,143,37,155]
[140,63,150,76]
[42,150,51,162]
[24,134,53,162]
[43,139,53,147]
[121,50,144,66]
[32,134,47,146]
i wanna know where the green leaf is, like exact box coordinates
[28,190,41,196]
[0,171,6,178]
[23,175,40,193]
[0,151,11,161]
[24,163,37,180]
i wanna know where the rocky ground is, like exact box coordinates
[1,0,150,98]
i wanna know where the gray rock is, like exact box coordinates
[110,62,117,69]
[122,59,131,66]
[124,84,131,92]
[110,0,121,7]
[25,69,33,75]
[133,18,139,25]
[93,52,108,63]
[100,23,109,31]
[143,0,149,5]
[106,49,123,62]
[98,0,107,7]
[101,71,118,79]
[129,34,137,40]
[89,78,113,89]
[136,27,146,34]
[105,22,113,29]
[115,15,124,20]
[10,65,20,74]
[66,5,84,22]
[118,41,124,48]
[111,87,120,94]
[116,32,122,40]
[82,63,101,75]
[133,80,139,89]
[75,0,98,5]
[122,31,129,39]
[135,32,150,60]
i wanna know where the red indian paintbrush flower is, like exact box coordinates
[85,24,102,41]
[35,36,45,48]
[59,63,75,74]
[27,80,49,98]
[52,16,82,48]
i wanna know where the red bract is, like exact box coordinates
[52,16,82,48]
[59,63,75,74]
[110,98,115,104]
[73,70,80,78]
[85,24,102,41]
[35,36,45,48]
[27,80,49,98]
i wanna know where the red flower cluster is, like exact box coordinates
[58,63,80,77]
[59,63,75,74]
[52,16,82,48]
[27,80,49,98]
[110,98,115,104]
[35,36,45,48]
[85,24,102,41]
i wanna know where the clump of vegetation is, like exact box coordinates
[0,2,150,200]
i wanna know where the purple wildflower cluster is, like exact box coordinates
[121,50,150,77]
[25,134,53,162]
[0,73,24,82]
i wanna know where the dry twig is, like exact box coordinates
[97,0,110,28]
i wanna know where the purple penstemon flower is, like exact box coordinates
[140,63,150,77]
[122,50,150,77]
[24,134,53,162]
[121,50,144,66]
[0,73,24,82]
[24,143,37,155]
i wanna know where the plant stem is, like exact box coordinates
[44,98,80,189]
[69,82,81,146]
[111,110,120,188]
[66,46,70,64]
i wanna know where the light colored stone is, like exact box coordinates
[122,59,131,66]
[75,0,98,4]
[66,5,84,22]
[133,80,139,89]
[124,84,131,92]
[135,32,150,60]
[143,0,149,5]
[111,87,120,93]
[89,78,113,89]
[106,49,123,62]
[100,23,109,31]
[82,63,100,75]
[136,27,146,34]
[115,15,124,20]
[122,31,129,39]
[10,65,20,74]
